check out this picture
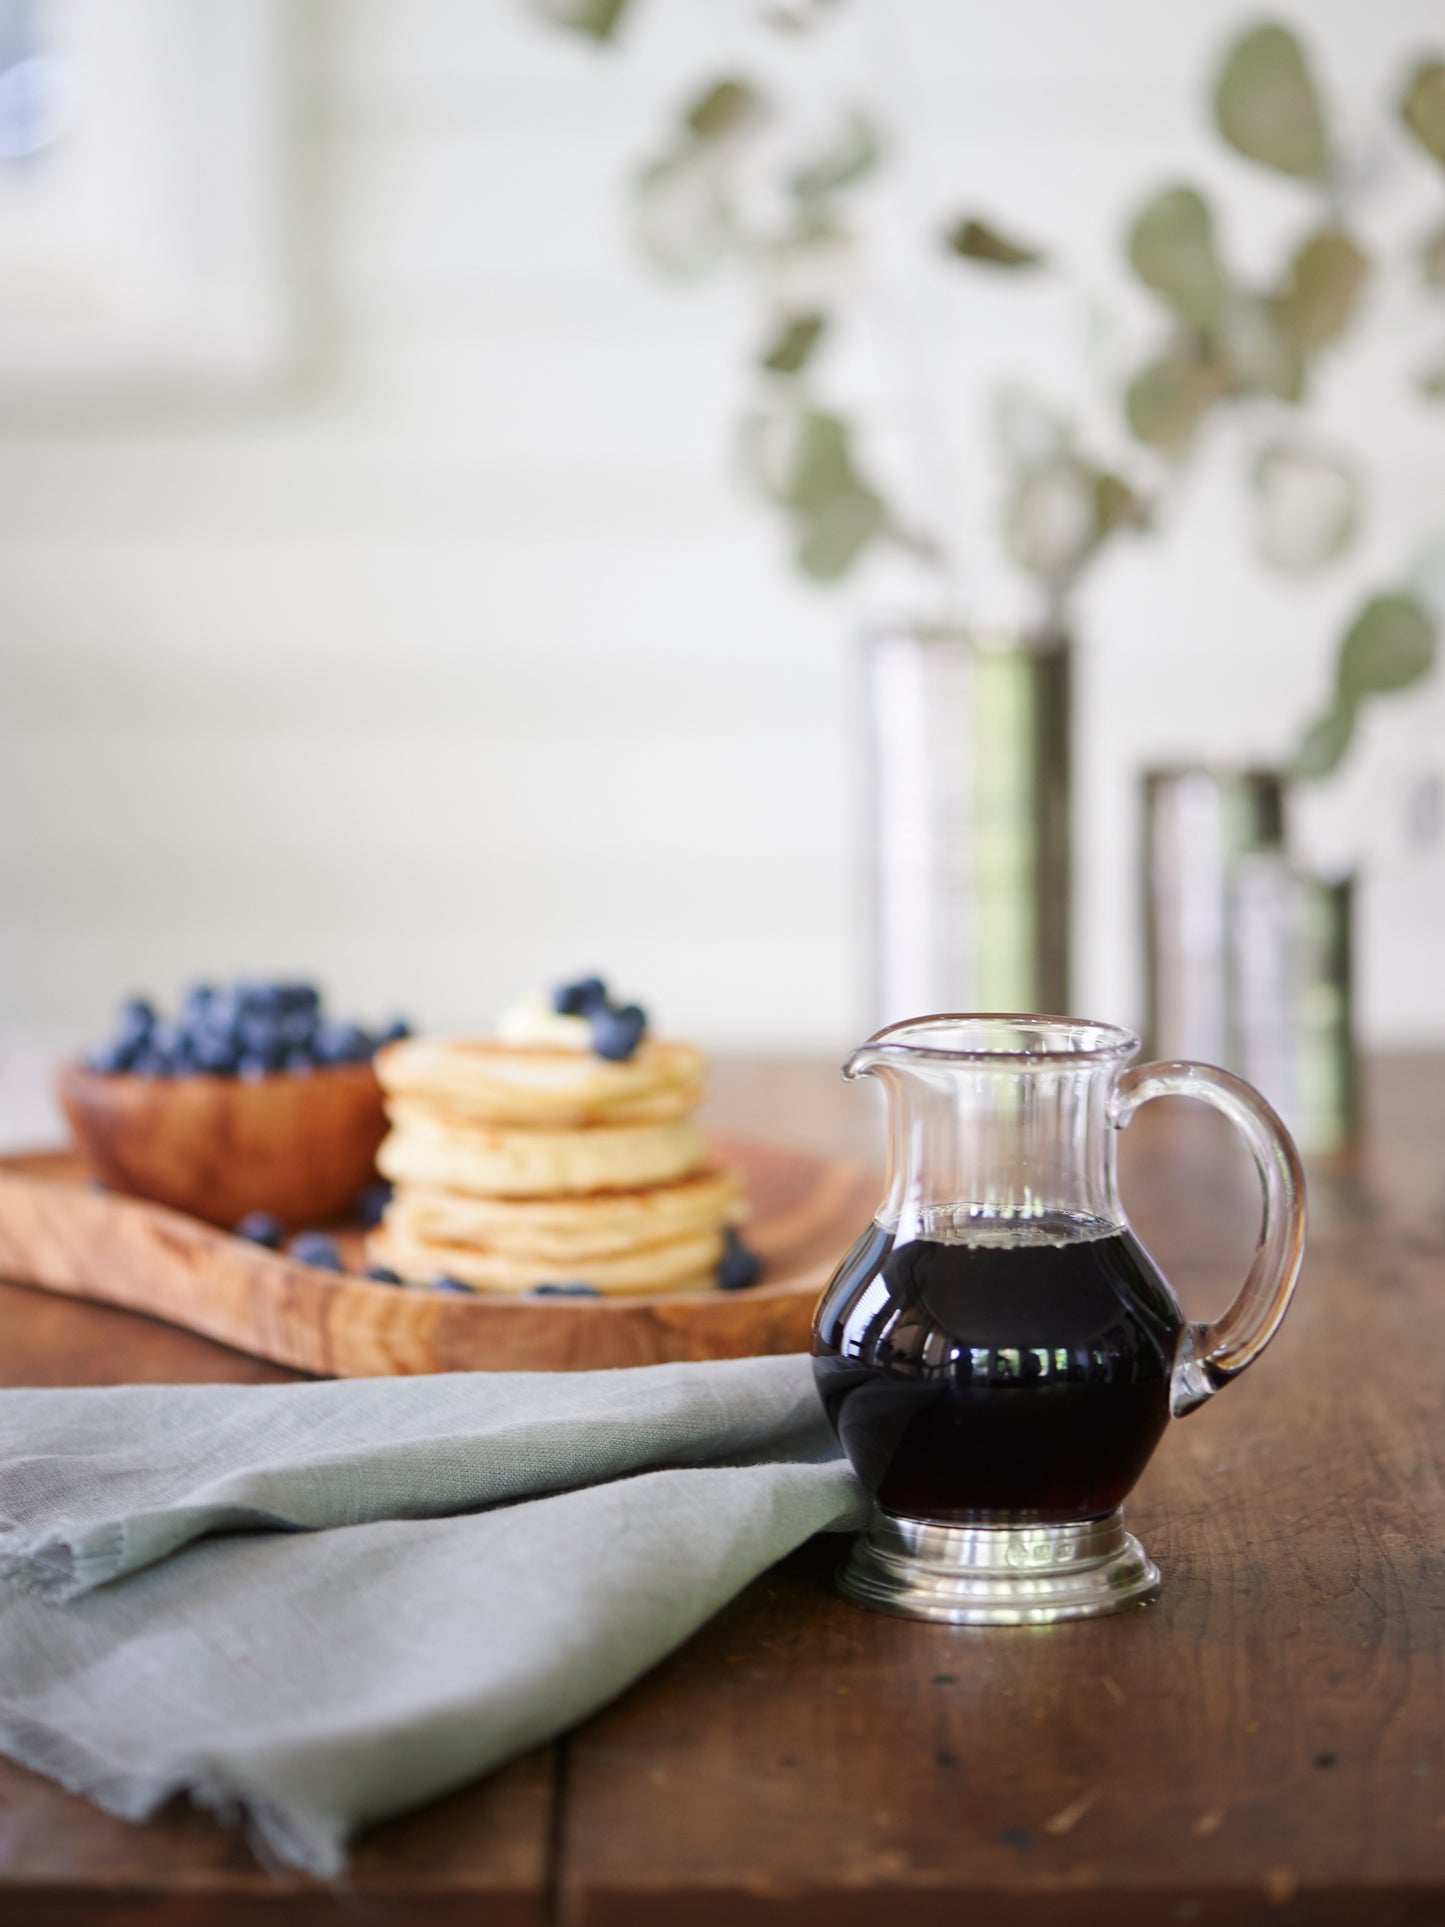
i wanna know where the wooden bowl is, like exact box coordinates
[56,1062,388,1229]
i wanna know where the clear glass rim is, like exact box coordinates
[852,1012,1141,1068]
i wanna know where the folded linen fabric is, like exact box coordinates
[0,1354,865,1875]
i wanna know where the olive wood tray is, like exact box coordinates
[0,1135,876,1374]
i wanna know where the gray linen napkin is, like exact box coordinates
[0,1355,865,1875]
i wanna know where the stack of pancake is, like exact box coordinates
[367,1029,741,1295]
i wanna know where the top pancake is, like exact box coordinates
[374,1034,706,1128]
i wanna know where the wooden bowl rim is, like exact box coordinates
[57,1059,383,1094]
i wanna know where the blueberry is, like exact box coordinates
[181,983,215,1025]
[287,1231,344,1272]
[235,1211,283,1250]
[275,982,320,1015]
[238,1054,277,1082]
[237,981,285,1019]
[115,997,156,1047]
[86,1039,136,1073]
[376,1016,412,1046]
[192,1032,240,1075]
[132,1051,173,1078]
[315,1021,371,1065]
[431,1275,474,1294]
[277,1009,318,1050]
[589,1003,646,1062]
[530,1282,602,1298]
[553,977,608,1016]
[364,1264,402,1285]
[284,1051,315,1075]
[204,987,244,1036]
[717,1229,762,1292]
[237,1012,281,1056]
[354,1180,392,1229]
[150,1019,186,1060]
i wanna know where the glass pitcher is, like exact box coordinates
[812,1014,1306,1624]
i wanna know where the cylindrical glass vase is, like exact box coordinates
[1141,766,1357,1153]
[1141,767,1285,1065]
[862,624,1071,1025]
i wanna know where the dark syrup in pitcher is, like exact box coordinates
[813,1211,1181,1526]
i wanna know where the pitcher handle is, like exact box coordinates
[1111,1060,1307,1418]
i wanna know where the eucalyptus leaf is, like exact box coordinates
[632,150,733,278]
[792,111,881,200]
[760,0,841,30]
[1228,295,1306,402]
[1124,351,1218,452]
[1275,226,1370,349]
[686,77,765,141]
[1004,463,1097,589]
[944,218,1044,269]
[1294,700,1358,780]
[1401,60,1445,167]
[796,484,887,580]
[1126,186,1226,328]
[760,312,827,374]
[1420,226,1445,289]
[1093,470,1146,540]
[774,408,852,510]
[528,0,631,42]
[1213,23,1328,180]
[1252,444,1359,573]
[1337,593,1436,699]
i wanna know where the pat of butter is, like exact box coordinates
[496,990,592,1050]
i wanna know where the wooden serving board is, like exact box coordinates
[0,1135,876,1375]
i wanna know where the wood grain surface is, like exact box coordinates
[1,1053,1443,1926]
[0,1132,876,1374]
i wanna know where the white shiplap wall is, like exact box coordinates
[0,0,1442,1061]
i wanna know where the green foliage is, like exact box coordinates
[1400,60,1445,166]
[760,313,828,373]
[990,390,1147,597]
[791,111,881,200]
[1127,187,1226,328]
[1295,592,1438,778]
[1093,470,1146,540]
[631,78,768,278]
[1119,188,1360,452]
[686,77,764,140]
[1214,23,1329,179]
[632,150,734,277]
[1337,593,1436,697]
[1125,352,1221,452]
[1003,460,1146,594]
[1294,702,1358,779]
[540,7,1441,631]
[1252,444,1359,572]
[747,406,890,582]
[944,218,1044,269]
[1225,295,1306,402]
[797,487,888,579]
[1274,226,1370,348]
[527,0,632,42]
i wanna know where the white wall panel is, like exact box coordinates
[0,0,1441,1054]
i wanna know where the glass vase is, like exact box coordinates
[862,623,1071,1025]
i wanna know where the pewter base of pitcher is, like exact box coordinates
[838,1507,1160,1625]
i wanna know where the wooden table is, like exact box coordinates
[2,1054,1442,1924]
